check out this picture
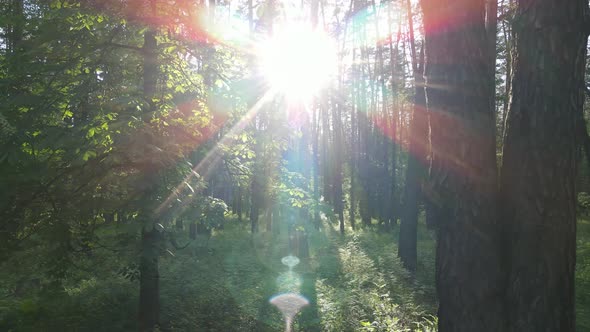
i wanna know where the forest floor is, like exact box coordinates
[159,218,439,331]
[1,216,589,331]
[157,217,590,331]
[163,216,590,331]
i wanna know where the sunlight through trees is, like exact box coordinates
[1,0,589,331]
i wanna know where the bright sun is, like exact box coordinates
[258,24,337,100]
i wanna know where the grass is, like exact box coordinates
[577,217,590,331]
[2,214,589,331]
[155,218,439,331]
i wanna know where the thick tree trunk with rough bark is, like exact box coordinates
[500,1,588,330]
[420,0,504,330]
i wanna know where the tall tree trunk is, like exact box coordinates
[138,28,161,332]
[349,43,358,231]
[250,127,262,234]
[579,88,590,171]
[359,27,371,227]
[399,0,425,273]
[9,0,24,53]
[420,0,504,330]
[310,0,321,228]
[370,0,390,225]
[237,185,243,222]
[500,7,511,141]
[321,102,332,205]
[312,106,320,229]
[139,224,162,332]
[248,0,253,33]
[486,0,498,114]
[332,96,345,235]
[387,4,402,228]
[500,0,588,330]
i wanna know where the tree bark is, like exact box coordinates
[349,44,358,231]
[499,3,512,141]
[359,26,371,227]
[138,28,161,332]
[250,152,261,234]
[500,0,588,330]
[312,102,321,229]
[485,0,498,115]
[420,0,504,330]
[9,0,24,53]
[398,0,426,274]
[332,96,345,235]
[139,224,162,332]
[387,4,402,228]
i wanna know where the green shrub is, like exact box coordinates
[578,192,590,214]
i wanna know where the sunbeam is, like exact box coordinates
[155,88,277,217]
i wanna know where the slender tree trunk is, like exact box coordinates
[486,0,498,114]
[250,129,262,234]
[500,0,588,330]
[311,0,319,28]
[579,88,590,169]
[312,106,320,229]
[321,102,332,205]
[420,0,504,330]
[370,0,389,225]
[387,4,402,228]
[399,0,426,273]
[498,0,514,142]
[139,224,161,332]
[332,96,345,235]
[500,16,511,140]
[9,0,23,53]
[138,28,161,332]
[349,45,358,231]
[236,185,243,222]
[248,0,253,33]
[359,27,371,227]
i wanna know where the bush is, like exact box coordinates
[578,192,590,215]
[315,234,437,332]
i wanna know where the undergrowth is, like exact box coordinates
[2,215,589,331]
[313,225,437,332]
[577,218,590,331]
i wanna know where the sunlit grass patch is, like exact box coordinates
[315,228,437,332]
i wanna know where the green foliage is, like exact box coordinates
[0,240,139,332]
[315,232,436,332]
[0,218,440,331]
[183,195,229,230]
[1,1,589,331]
[578,192,590,215]
[577,218,590,331]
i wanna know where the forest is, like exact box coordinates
[1,0,590,331]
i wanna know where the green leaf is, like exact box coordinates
[82,150,97,161]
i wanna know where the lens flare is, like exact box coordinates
[270,293,310,332]
[281,255,300,269]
